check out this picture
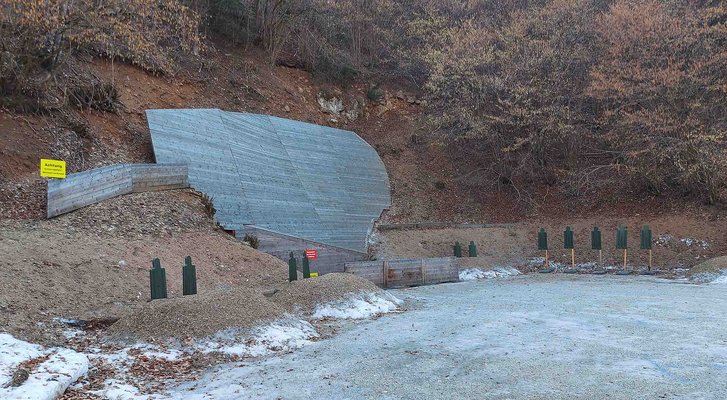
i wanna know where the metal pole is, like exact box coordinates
[623,249,627,271]
[599,249,602,265]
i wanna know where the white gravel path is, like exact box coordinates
[168,275,727,399]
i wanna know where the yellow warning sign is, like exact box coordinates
[40,159,66,179]
[310,272,319,277]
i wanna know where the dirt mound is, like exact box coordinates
[271,273,382,313]
[0,190,289,344]
[108,273,382,341]
[108,287,285,341]
[687,256,727,281]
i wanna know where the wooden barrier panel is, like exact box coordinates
[345,257,459,288]
[242,225,368,275]
[47,163,189,218]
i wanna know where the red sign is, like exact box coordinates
[305,249,318,260]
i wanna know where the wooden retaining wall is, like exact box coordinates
[344,257,459,288]
[47,163,189,218]
[242,225,369,275]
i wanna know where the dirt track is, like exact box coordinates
[170,275,727,399]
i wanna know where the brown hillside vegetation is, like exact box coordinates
[1,0,726,222]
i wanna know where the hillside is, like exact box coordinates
[2,46,725,225]
[2,0,726,225]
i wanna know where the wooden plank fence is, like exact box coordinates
[241,225,368,275]
[344,257,459,288]
[47,163,189,218]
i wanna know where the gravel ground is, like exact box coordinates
[109,273,383,341]
[170,275,727,399]
[107,287,285,341]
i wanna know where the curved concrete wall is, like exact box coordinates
[146,109,390,252]
[46,163,189,218]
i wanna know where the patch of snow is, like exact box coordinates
[312,292,401,320]
[711,273,727,284]
[0,334,44,386]
[63,329,84,339]
[91,379,163,400]
[459,267,522,281]
[655,234,674,247]
[688,269,727,284]
[203,318,319,357]
[680,238,710,249]
[528,257,567,270]
[0,334,88,400]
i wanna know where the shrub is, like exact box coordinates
[367,85,385,102]
[70,81,120,112]
[200,193,216,218]
[0,0,204,110]
[243,233,260,249]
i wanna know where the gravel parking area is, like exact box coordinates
[170,275,727,399]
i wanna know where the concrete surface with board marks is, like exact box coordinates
[146,109,390,252]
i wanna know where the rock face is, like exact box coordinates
[317,93,344,116]
[344,96,364,121]
[317,92,365,122]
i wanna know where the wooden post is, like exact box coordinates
[649,249,653,271]
[383,260,389,288]
[571,248,575,269]
[623,249,627,271]
[545,250,549,269]
[599,249,602,265]
[420,259,426,285]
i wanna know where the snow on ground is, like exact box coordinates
[680,237,710,249]
[312,292,401,320]
[198,318,318,357]
[86,293,402,398]
[458,267,521,281]
[527,257,605,271]
[90,379,165,400]
[712,273,727,284]
[0,334,89,400]
[688,269,727,284]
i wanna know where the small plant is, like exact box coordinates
[200,193,216,218]
[367,85,384,102]
[340,64,359,82]
[434,181,447,191]
[70,81,120,112]
[243,233,259,249]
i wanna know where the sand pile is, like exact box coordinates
[108,287,284,341]
[687,256,727,282]
[271,273,382,313]
[109,273,383,341]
